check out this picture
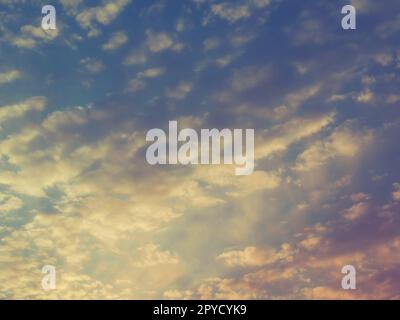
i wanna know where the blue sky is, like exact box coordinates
[0,0,400,299]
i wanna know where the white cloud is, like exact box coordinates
[0,70,22,86]
[356,89,374,103]
[146,30,174,53]
[11,25,59,48]
[203,37,220,51]
[342,202,369,221]
[166,82,193,100]
[256,113,336,160]
[102,31,128,51]
[80,58,105,74]
[127,78,146,92]
[11,37,36,49]
[393,183,400,202]
[206,0,272,24]
[124,49,147,65]
[0,193,23,213]
[217,243,294,268]
[294,125,373,172]
[75,0,131,36]
[230,66,271,92]
[127,68,165,92]
[0,97,46,122]
[139,67,166,78]
[21,25,59,41]
[211,3,251,23]
[132,244,179,267]
[215,53,240,68]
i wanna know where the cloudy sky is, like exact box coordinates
[0,0,400,299]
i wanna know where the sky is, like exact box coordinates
[0,0,400,299]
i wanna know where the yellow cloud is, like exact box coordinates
[0,70,22,86]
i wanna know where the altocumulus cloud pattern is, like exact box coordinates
[0,0,400,299]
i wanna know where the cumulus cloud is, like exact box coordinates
[211,3,251,23]
[392,183,400,201]
[0,193,23,213]
[0,97,46,122]
[342,202,369,221]
[203,37,220,51]
[166,81,193,100]
[127,67,165,92]
[1,0,400,300]
[294,124,373,172]
[204,0,272,24]
[0,98,251,298]
[124,49,147,65]
[217,244,293,267]
[80,58,105,74]
[10,25,59,48]
[75,0,131,36]
[230,66,271,92]
[0,70,22,86]
[102,31,128,51]
[256,113,336,160]
[146,30,174,53]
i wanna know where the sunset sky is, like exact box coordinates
[0,0,400,299]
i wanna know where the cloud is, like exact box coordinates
[203,37,220,51]
[294,124,373,172]
[230,66,271,92]
[392,183,400,201]
[0,192,23,213]
[60,0,83,12]
[166,81,193,100]
[0,99,225,298]
[190,166,281,198]
[139,67,166,78]
[387,94,400,104]
[127,67,166,92]
[21,25,59,41]
[124,49,147,65]
[215,53,241,68]
[0,70,22,86]
[102,31,128,51]
[175,19,187,33]
[250,0,271,8]
[10,25,59,48]
[80,58,105,74]
[217,244,293,267]
[123,30,182,67]
[342,202,369,221]
[350,0,377,13]
[231,83,321,121]
[146,30,174,53]
[205,0,273,24]
[127,79,146,92]
[1,0,400,300]
[211,3,251,23]
[11,37,36,49]
[132,244,179,267]
[374,52,393,66]
[356,89,374,103]
[229,33,256,47]
[75,0,131,36]
[0,97,46,122]
[256,113,336,160]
